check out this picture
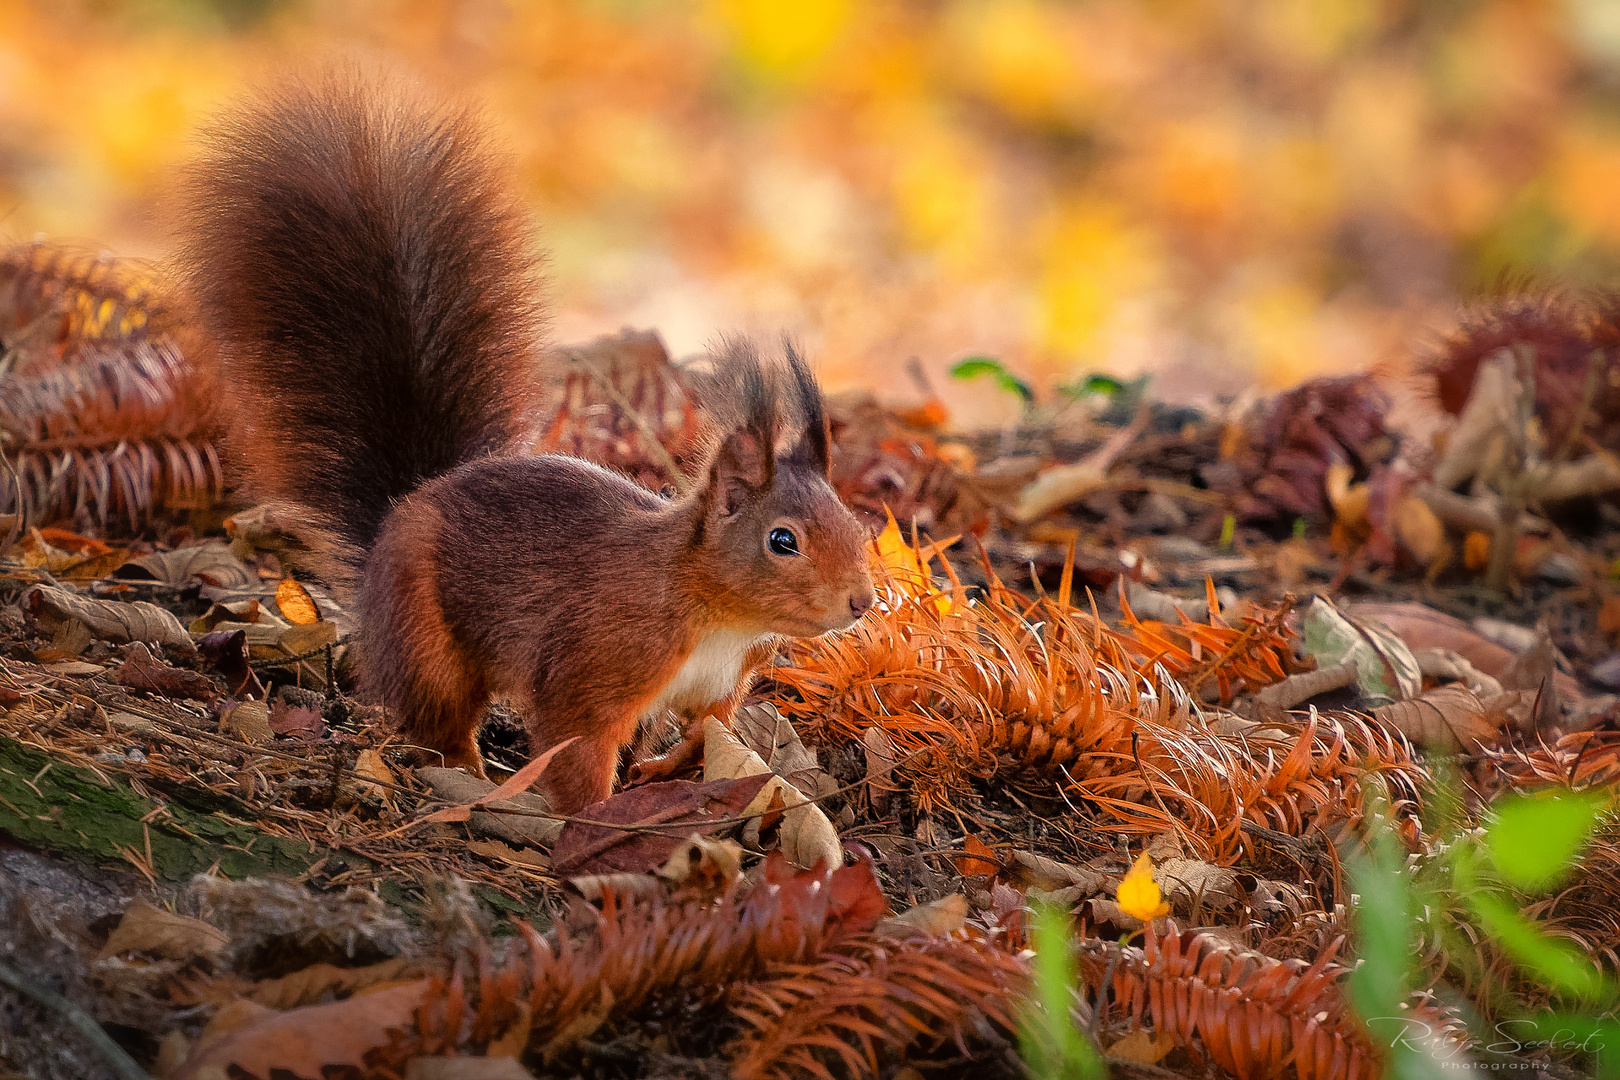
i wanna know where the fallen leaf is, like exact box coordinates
[275,577,322,625]
[1392,494,1444,563]
[550,773,773,876]
[268,687,325,739]
[114,543,256,590]
[417,768,561,850]
[1108,1027,1177,1064]
[197,629,264,700]
[247,957,417,1011]
[875,893,968,937]
[1370,685,1510,752]
[703,716,841,870]
[98,901,227,963]
[112,642,218,701]
[219,700,273,746]
[174,978,433,1080]
[1302,596,1421,704]
[23,584,195,654]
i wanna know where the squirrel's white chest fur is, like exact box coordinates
[647,629,770,717]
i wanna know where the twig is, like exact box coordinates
[0,959,154,1080]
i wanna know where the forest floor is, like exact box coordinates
[1,247,1618,1080]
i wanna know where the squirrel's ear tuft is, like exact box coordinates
[782,342,831,478]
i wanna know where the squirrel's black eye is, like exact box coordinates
[768,527,799,556]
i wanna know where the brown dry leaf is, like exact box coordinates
[875,893,969,937]
[111,642,218,701]
[1012,408,1148,521]
[1370,685,1503,752]
[1009,849,1110,895]
[731,702,825,796]
[1108,1027,1177,1064]
[23,583,195,653]
[403,1059,537,1080]
[703,716,841,870]
[953,832,1002,877]
[116,543,256,590]
[190,598,268,635]
[415,767,561,850]
[173,978,432,1080]
[268,688,324,740]
[1351,601,1584,701]
[350,749,396,807]
[97,901,227,963]
[274,576,321,625]
[550,773,772,876]
[246,957,417,1011]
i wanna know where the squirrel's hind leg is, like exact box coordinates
[361,507,492,776]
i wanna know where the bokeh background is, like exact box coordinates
[3,0,1619,425]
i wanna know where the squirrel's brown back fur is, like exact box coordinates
[176,68,546,594]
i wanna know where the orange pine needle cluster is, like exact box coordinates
[766,539,1425,861]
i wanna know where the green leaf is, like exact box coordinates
[950,356,1034,403]
[1348,804,1412,1026]
[1018,903,1105,1080]
[1470,893,1612,1004]
[1486,789,1607,891]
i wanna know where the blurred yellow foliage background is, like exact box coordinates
[3,0,1619,423]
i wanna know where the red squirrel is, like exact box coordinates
[176,69,877,813]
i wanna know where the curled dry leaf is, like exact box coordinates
[219,700,272,746]
[1301,596,1420,704]
[702,716,841,871]
[97,900,228,963]
[874,893,968,938]
[245,957,417,1011]
[115,542,256,590]
[1370,685,1535,753]
[1012,406,1149,522]
[23,583,195,653]
[415,767,562,851]
[174,978,433,1080]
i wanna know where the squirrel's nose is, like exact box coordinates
[849,588,876,619]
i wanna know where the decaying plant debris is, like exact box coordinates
[2,247,1619,1080]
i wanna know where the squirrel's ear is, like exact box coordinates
[710,427,774,516]
[785,413,833,478]
[781,342,831,478]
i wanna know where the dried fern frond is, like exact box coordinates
[0,340,222,530]
[728,933,1025,1080]
[392,854,889,1064]
[1083,925,1462,1080]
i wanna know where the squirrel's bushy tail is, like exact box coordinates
[176,67,546,592]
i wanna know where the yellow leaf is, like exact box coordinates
[872,508,951,614]
[275,577,321,626]
[1116,850,1171,922]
